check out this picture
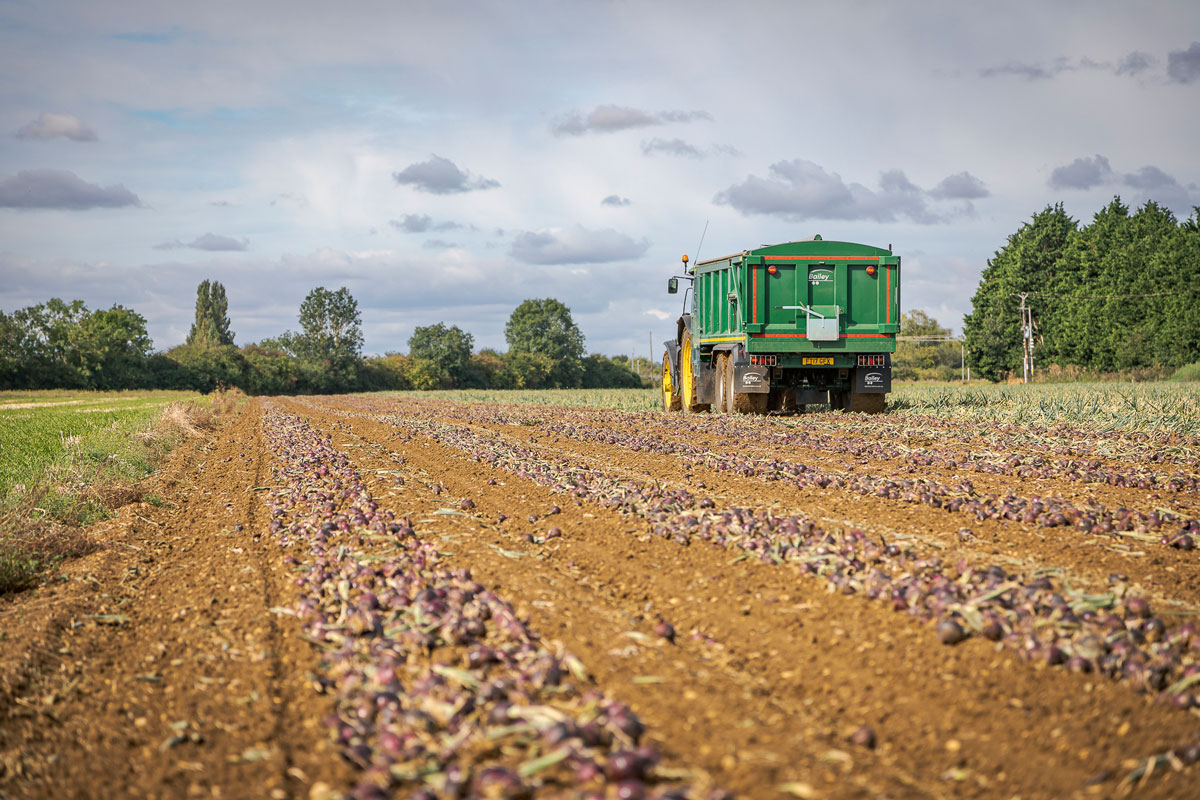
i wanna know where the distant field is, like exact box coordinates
[375,381,1200,436]
[889,381,1200,435]
[0,390,200,507]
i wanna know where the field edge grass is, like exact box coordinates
[0,389,246,593]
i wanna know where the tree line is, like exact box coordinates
[964,198,1200,381]
[0,285,645,393]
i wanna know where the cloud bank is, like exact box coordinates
[714,160,989,224]
[0,169,139,209]
[509,225,650,265]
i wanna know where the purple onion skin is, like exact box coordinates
[261,406,713,800]
[851,725,877,749]
[937,619,967,645]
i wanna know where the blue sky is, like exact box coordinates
[2,0,1198,358]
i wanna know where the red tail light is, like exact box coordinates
[857,354,887,367]
[749,355,777,366]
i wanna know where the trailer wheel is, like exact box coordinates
[716,353,732,413]
[662,350,681,412]
[680,332,710,413]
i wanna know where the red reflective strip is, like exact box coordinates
[886,265,891,324]
[749,333,890,338]
[753,267,758,324]
[763,255,880,261]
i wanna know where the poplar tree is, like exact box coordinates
[186,280,235,347]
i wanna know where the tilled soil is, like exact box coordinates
[2,395,1199,799]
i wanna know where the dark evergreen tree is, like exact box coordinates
[963,204,1076,380]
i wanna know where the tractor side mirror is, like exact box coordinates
[667,277,679,294]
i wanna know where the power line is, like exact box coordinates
[1017,289,1200,301]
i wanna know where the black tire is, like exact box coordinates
[716,354,733,413]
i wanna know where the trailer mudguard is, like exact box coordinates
[663,340,681,390]
[714,344,769,394]
[733,364,770,393]
[854,365,891,393]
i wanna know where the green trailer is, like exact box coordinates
[661,236,899,414]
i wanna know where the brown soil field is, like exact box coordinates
[3,395,1199,800]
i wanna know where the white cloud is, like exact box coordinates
[509,226,650,265]
[16,112,98,141]
[1049,155,1114,190]
[391,155,499,194]
[714,160,960,224]
[155,232,248,251]
[1167,41,1200,83]
[551,105,711,136]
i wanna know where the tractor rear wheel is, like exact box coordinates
[680,332,710,414]
[662,349,681,412]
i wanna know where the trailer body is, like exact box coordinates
[662,236,899,413]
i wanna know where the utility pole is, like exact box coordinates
[1018,292,1035,383]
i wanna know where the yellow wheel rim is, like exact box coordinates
[661,356,673,409]
[681,336,695,408]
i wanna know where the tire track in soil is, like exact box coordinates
[290,397,1200,800]
[0,401,352,799]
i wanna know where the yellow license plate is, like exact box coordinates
[802,357,834,365]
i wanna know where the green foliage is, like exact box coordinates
[75,305,154,389]
[963,203,1076,381]
[408,323,474,388]
[504,299,586,388]
[500,350,556,389]
[2,292,655,393]
[581,354,643,388]
[965,198,1200,381]
[167,343,248,392]
[240,343,306,394]
[295,286,364,391]
[186,279,235,347]
[360,354,412,391]
[0,299,153,390]
[894,311,962,381]
[0,545,39,594]
[1170,362,1200,382]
